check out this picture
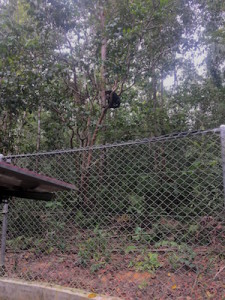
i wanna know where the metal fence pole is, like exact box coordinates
[0,199,8,273]
[220,125,225,206]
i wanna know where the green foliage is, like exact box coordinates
[90,262,106,273]
[0,0,200,153]
[45,201,63,209]
[125,245,137,254]
[0,0,224,153]
[7,236,54,254]
[132,227,152,243]
[78,228,110,267]
[155,241,197,271]
[129,252,161,273]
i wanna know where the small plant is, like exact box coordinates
[130,252,161,273]
[90,262,106,273]
[138,281,148,290]
[156,241,197,271]
[125,245,137,254]
[78,228,110,267]
[132,227,152,243]
[155,240,197,271]
[168,253,181,270]
[8,236,33,251]
[168,251,197,271]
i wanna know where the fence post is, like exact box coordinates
[220,125,225,206]
[0,154,7,273]
[0,199,8,274]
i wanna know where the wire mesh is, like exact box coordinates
[1,128,225,299]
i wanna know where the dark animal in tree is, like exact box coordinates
[105,91,121,108]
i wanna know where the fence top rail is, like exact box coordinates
[6,127,220,159]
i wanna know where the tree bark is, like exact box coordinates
[36,106,41,151]
[160,71,164,107]
[100,8,107,108]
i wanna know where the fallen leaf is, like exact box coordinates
[206,291,214,298]
[88,293,97,298]
[171,284,177,290]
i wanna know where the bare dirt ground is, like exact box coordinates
[4,247,225,300]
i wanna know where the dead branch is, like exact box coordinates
[213,265,225,280]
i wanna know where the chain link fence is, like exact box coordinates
[1,128,225,299]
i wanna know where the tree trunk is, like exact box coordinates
[100,8,107,108]
[160,72,164,107]
[15,111,27,154]
[152,73,157,111]
[36,106,41,151]
[79,6,108,208]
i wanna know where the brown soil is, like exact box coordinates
[4,248,225,300]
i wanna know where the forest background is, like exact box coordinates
[0,0,224,155]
